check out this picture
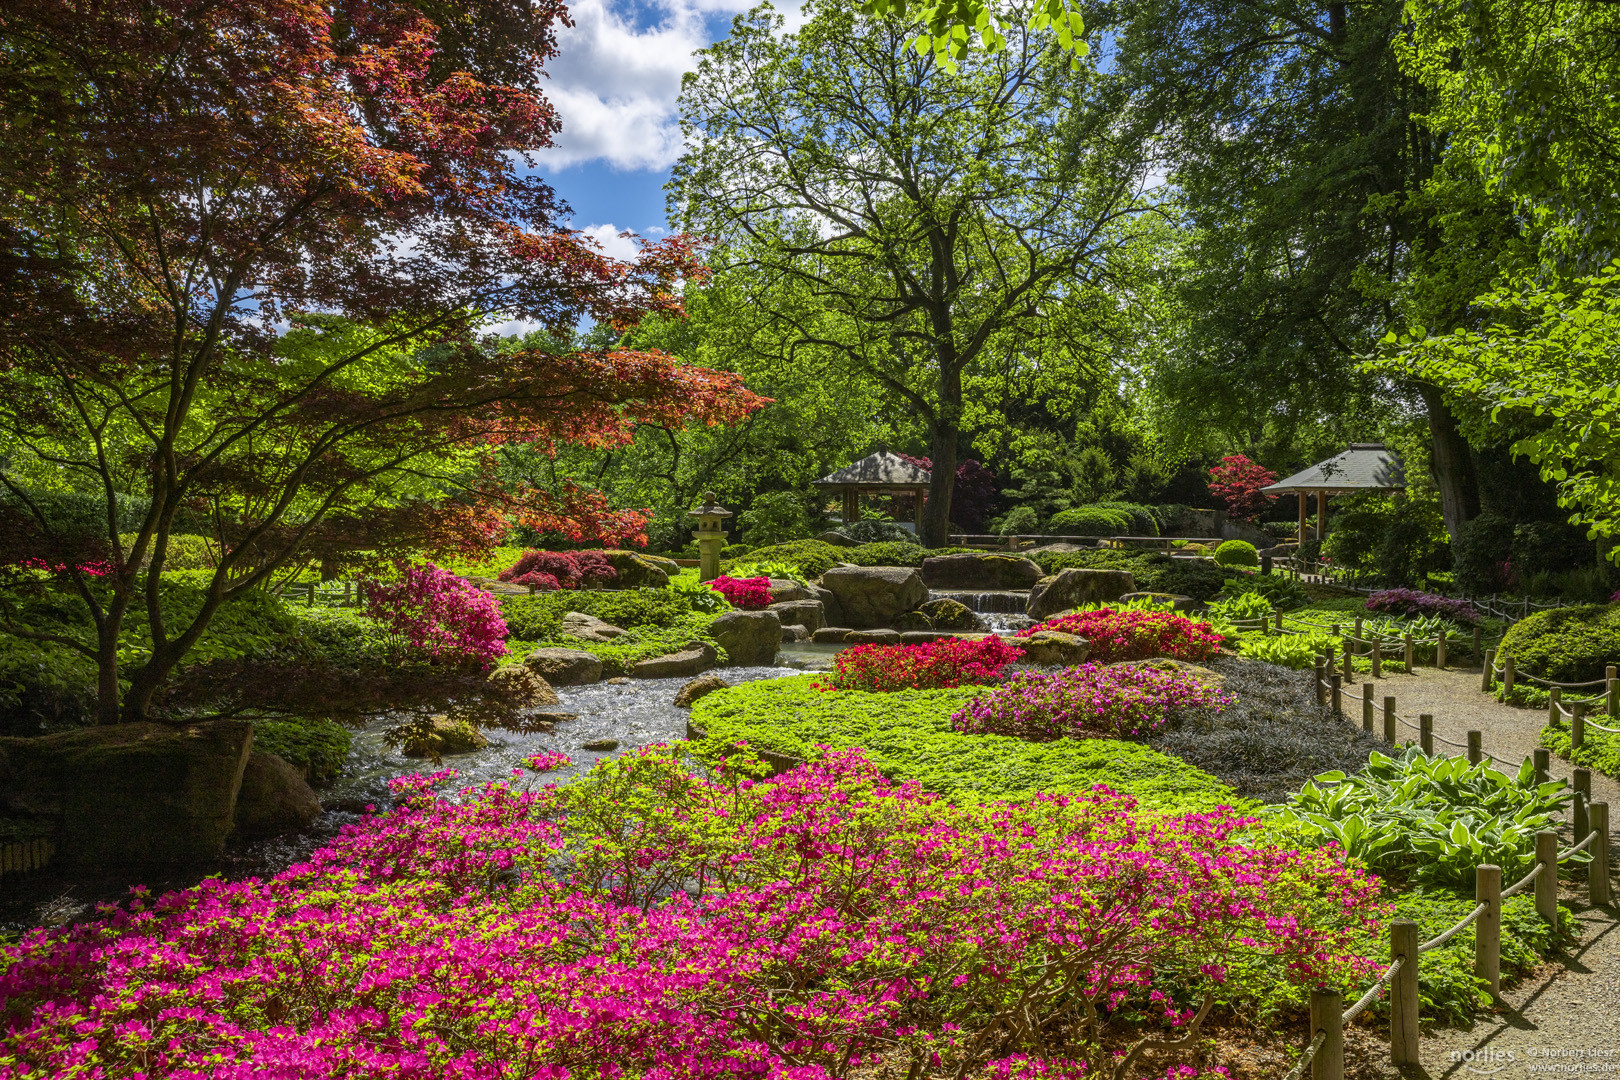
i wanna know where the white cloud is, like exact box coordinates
[540,0,803,171]
[579,223,644,261]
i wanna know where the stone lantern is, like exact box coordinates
[689,492,733,582]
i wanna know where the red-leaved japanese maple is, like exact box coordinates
[0,0,765,721]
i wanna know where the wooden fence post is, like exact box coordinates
[1276,609,1284,633]
[1437,632,1447,670]
[1468,730,1482,765]
[1591,803,1611,906]
[1363,691,1375,733]
[1476,864,1501,996]
[1609,666,1618,719]
[1536,830,1560,925]
[1354,616,1364,643]
[1384,696,1397,745]
[1574,767,1591,852]
[1372,640,1382,678]
[1404,633,1415,673]
[1311,988,1344,1080]
[1550,687,1563,728]
[1420,714,1433,755]
[1315,659,1327,707]
[1343,646,1353,685]
[1482,648,1495,692]
[1473,625,1483,662]
[1573,704,1587,752]
[1535,747,1550,786]
[1330,674,1343,716]
[1390,919,1420,1066]
[1503,655,1515,696]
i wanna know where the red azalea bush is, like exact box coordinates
[1207,454,1278,523]
[498,549,618,590]
[359,562,509,668]
[709,574,771,609]
[0,748,1384,1080]
[827,636,1025,691]
[1020,608,1223,664]
[952,662,1233,741]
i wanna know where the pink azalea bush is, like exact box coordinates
[1366,588,1480,626]
[1019,609,1223,665]
[521,750,572,772]
[360,562,508,668]
[498,549,618,590]
[709,574,771,609]
[952,662,1233,740]
[0,748,1383,1080]
[827,636,1025,691]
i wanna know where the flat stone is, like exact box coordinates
[768,578,813,602]
[629,642,718,679]
[674,674,730,708]
[522,647,603,686]
[845,628,902,645]
[561,611,629,643]
[1108,658,1225,688]
[812,627,852,644]
[604,676,632,685]
[920,552,1043,590]
[709,610,781,666]
[581,738,620,751]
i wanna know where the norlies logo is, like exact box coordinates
[1451,1049,1517,1075]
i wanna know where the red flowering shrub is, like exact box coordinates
[0,748,1384,1080]
[710,574,771,609]
[953,662,1233,740]
[359,563,509,668]
[1207,454,1278,523]
[498,549,618,589]
[827,636,1025,691]
[1020,608,1222,664]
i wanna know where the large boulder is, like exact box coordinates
[806,583,844,627]
[403,715,488,757]
[768,579,813,602]
[709,610,782,666]
[920,553,1043,590]
[916,598,983,631]
[1016,630,1090,666]
[522,647,603,686]
[1026,568,1136,620]
[674,674,730,708]
[0,721,253,870]
[818,566,929,629]
[781,623,810,642]
[769,599,825,633]
[630,642,718,679]
[560,611,629,643]
[597,550,671,588]
[891,609,935,631]
[485,664,561,707]
[234,751,321,837]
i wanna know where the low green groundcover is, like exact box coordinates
[688,674,1244,812]
[1540,723,1620,782]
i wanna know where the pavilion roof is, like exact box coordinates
[814,451,932,488]
[1262,443,1405,495]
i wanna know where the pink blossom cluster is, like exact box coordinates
[952,663,1233,740]
[498,549,618,590]
[826,636,1025,691]
[18,556,113,576]
[360,562,509,668]
[1019,609,1222,665]
[1366,588,1480,626]
[521,750,572,772]
[0,747,1383,1080]
[709,574,771,608]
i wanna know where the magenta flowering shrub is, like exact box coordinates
[0,748,1383,1080]
[522,750,572,772]
[952,663,1233,740]
[1366,588,1480,626]
[359,562,509,668]
[709,573,771,609]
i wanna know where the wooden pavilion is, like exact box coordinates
[1262,443,1405,540]
[814,451,932,532]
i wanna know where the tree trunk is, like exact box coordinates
[95,619,122,725]
[1417,382,1479,544]
[922,424,958,548]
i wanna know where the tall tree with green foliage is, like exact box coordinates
[672,0,1161,545]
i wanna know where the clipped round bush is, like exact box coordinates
[1495,602,1620,682]
[1213,540,1259,568]
[1090,502,1160,536]
[1048,506,1132,536]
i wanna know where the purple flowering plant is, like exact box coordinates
[1365,588,1480,626]
[0,746,1383,1079]
[952,663,1232,740]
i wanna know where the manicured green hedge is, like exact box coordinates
[688,674,1244,812]
[1496,602,1620,682]
[1540,723,1620,782]
[723,540,846,579]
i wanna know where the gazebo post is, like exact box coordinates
[1316,490,1328,541]
[914,486,926,535]
[1297,492,1307,544]
[843,488,859,525]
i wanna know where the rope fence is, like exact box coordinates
[1280,557,1586,625]
[1282,653,1618,1078]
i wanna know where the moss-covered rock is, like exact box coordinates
[917,598,982,631]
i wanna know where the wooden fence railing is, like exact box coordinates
[0,838,55,882]
[1280,655,1616,1078]
[1283,557,1589,623]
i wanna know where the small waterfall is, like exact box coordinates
[928,589,1029,614]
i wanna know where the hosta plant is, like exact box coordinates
[1272,748,1576,886]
